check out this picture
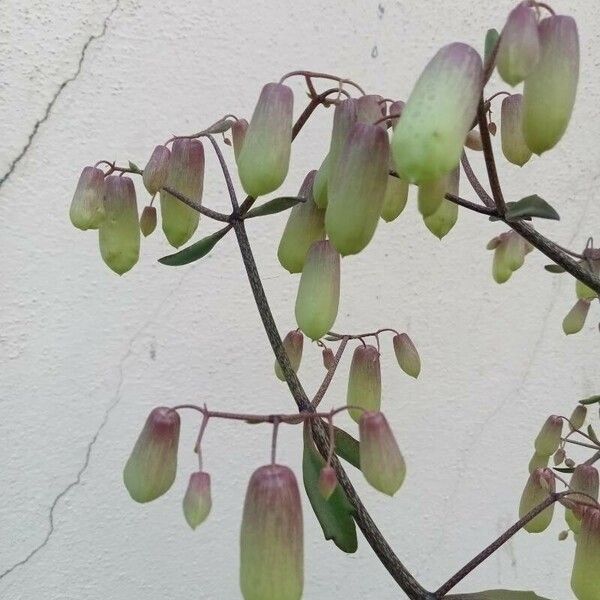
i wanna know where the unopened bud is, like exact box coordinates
[393,333,421,379]
[274,330,304,382]
[534,415,563,456]
[501,94,532,167]
[424,168,459,239]
[232,118,249,161]
[139,205,157,237]
[563,299,591,335]
[566,458,576,469]
[318,465,337,500]
[322,347,335,370]
[528,451,549,474]
[488,121,498,136]
[554,448,566,466]
[518,468,556,533]
[123,407,180,503]
[381,175,409,223]
[313,155,330,209]
[347,345,382,423]
[571,507,600,599]
[558,530,569,541]
[70,166,105,230]
[417,175,446,218]
[491,231,531,284]
[143,145,171,195]
[565,465,599,534]
[183,471,212,529]
[356,94,385,126]
[570,405,587,431]
[388,100,405,129]
[465,129,483,151]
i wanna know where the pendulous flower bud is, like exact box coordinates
[313,155,330,209]
[139,205,157,237]
[534,415,563,456]
[388,100,405,129]
[565,465,599,534]
[496,3,540,86]
[490,230,532,284]
[501,94,532,166]
[325,123,389,256]
[294,240,340,340]
[99,176,140,275]
[528,451,549,474]
[464,129,483,151]
[359,411,406,496]
[417,176,446,218]
[393,333,421,379]
[563,299,591,335]
[347,345,382,423]
[240,464,303,600]
[522,15,579,155]
[123,407,180,503]
[322,347,335,370]
[391,43,483,183]
[160,139,204,248]
[576,263,600,301]
[356,94,385,126]
[143,145,171,196]
[237,83,294,198]
[518,467,556,533]
[571,507,600,600]
[570,405,587,431]
[232,118,249,161]
[274,330,304,382]
[318,465,337,500]
[424,167,459,239]
[277,171,325,273]
[70,166,105,230]
[183,471,212,529]
[381,175,409,223]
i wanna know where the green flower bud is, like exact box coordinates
[139,205,157,237]
[99,176,140,275]
[523,15,579,155]
[518,467,555,533]
[391,43,483,183]
[571,507,600,600]
[381,175,409,223]
[274,330,304,382]
[359,411,406,496]
[347,345,382,423]
[576,263,599,300]
[123,407,180,503]
[294,240,340,340]
[70,166,105,230]
[183,471,212,530]
[393,333,421,379]
[417,176,446,217]
[570,405,588,431]
[313,155,329,209]
[565,465,599,534]
[490,231,531,284]
[554,448,566,466]
[143,145,171,196]
[501,94,532,166]
[232,118,249,161]
[326,123,389,255]
[237,83,294,198]
[528,451,549,474]
[240,464,303,600]
[497,3,540,86]
[424,168,459,239]
[322,347,335,370]
[277,171,325,273]
[160,139,204,248]
[318,465,337,500]
[534,415,563,456]
[563,299,591,335]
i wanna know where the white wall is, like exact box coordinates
[2,1,600,598]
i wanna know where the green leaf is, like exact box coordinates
[554,466,575,474]
[484,28,500,64]
[544,263,566,274]
[446,590,551,599]
[203,117,235,134]
[588,424,599,445]
[244,196,306,219]
[128,161,142,174]
[580,395,600,406]
[158,226,230,266]
[505,195,560,222]
[333,426,360,469]
[302,425,358,553]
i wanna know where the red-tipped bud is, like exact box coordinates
[565,465,599,534]
[240,464,303,600]
[139,205,157,237]
[424,167,459,239]
[523,15,579,155]
[497,3,540,86]
[274,330,304,382]
[232,118,249,161]
[294,240,340,341]
[99,176,140,275]
[277,171,325,273]
[326,123,389,255]
[322,347,335,370]
[183,471,212,529]
[143,145,171,195]
[347,345,382,423]
[465,129,483,151]
[160,139,204,248]
[571,507,600,599]
[391,43,483,183]
[528,451,550,474]
[393,333,421,379]
[359,411,406,496]
[381,175,409,223]
[237,83,294,198]
[70,166,105,230]
[534,415,563,456]
[563,299,590,335]
[501,94,532,166]
[318,465,337,500]
[123,407,180,503]
[570,405,588,431]
[518,467,556,533]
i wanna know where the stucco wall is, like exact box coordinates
[2,1,600,598]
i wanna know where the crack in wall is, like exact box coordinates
[0,0,121,191]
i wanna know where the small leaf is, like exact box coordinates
[484,28,500,64]
[505,195,560,221]
[203,117,235,134]
[588,424,600,444]
[333,426,360,469]
[579,395,600,406]
[302,425,357,553]
[554,466,576,474]
[544,263,566,274]
[158,226,230,266]
[244,196,306,219]
[446,590,552,599]
[128,161,142,174]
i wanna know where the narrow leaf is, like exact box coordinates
[333,426,360,469]
[203,117,235,134]
[505,195,560,221]
[544,263,566,274]
[446,590,551,599]
[588,424,599,445]
[554,466,575,474]
[158,226,230,266]
[579,395,600,406]
[484,28,500,64]
[244,196,306,219]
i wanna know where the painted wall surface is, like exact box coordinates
[2,1,600,598]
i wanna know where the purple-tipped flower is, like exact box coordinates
[356,94,385,126]
[183,471,212,530]
[393,333,421,379]
[497,3,540,86]
[139,205,157,237]
[528,451,549,474]
[70,166,105,230]
[388,100,405,129]
[565,465,599,534]
[99,176,140,275]
[571,507,600,599]
[347,345,382,423]
[501,94,532,166]
[326,123,389,256]
[277,171,325,273]
[523,15,579,154]
[570,405,587,431]
[391,43,483,183]
[143,145,171,196]
[563,299,591,335]
[518,467,556,533]
[381,175,409,223]
[294,240,340,341]
[424,167,459,239]
[240,464,303,600]
[274,330,304,382]
[489,230,532,284]
[322,347,335,370]
[237,83,294,198]
[232,118,249,161]
[534,415,563,456]
[359,411,406,496]
[318,465,337,500]
[160,139,204,248]
[123,407,180,503]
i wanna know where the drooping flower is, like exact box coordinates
[318,465,337,500]
[565,465,599,534]
[182,471,212,529]
[423,167,459,239]
[571,507,600,600]
[381,175,409,223]
[392,333,421,379]
[534,415,563,456]
[274,330,304,382]
[347,345,382,422]
[518,467,556,533]
[143,145,171,196]
[139,205,157,237]
[501,94,532,166]
[563,299,591,335]
[70,166,105,230]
